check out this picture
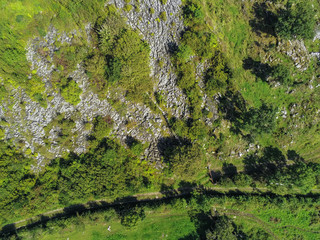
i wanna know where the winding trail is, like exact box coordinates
[218,208,279,239]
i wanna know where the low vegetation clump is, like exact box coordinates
[160,11,167,21]
[60,77,82,105]
[160,0,167,5]
[123,4,133,12]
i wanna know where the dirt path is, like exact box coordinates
[281,225,320,234]
[217,208,279,239]
[3,186,320,235]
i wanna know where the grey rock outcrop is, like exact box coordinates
[0,0,216,170]
[110,0,189,118]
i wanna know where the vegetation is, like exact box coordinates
[0,137,157,227]
[1,0,320,239]
[60,77,82,105]
[271,64,293,85]
[275,1,316,39]
[160,11,167,22]
[160,0,167,5]
[2,191,320,239]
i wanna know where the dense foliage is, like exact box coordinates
[275,1,316,39]
[0,139,157,226]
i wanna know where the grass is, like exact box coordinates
[17,208,196,240]
[213,196,320,240]
[196,0,320,164]
[0,0,106,101]
[13,193,320,240]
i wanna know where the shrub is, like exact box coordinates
[275,2,316,39]
[105,57,122,83]
[160,11,167,21]
[243,103,277,136]
[176,62,196,90]
[271,64,293,85]
[183,2,204,26]
[160,0,167,5]
[123,4,132,12]
[112,29,152,101]
[234,174,253,187]
[92,115,113,140]
[176,44,193,62]
[205,53,229,96]
[60,78,82,105]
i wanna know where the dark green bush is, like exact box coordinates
[92,115,113,140]
[271,64,293,85]
[243,103,277,136]
[176,44,193,62]
[183,2,204,26]
[205,53,229,96]
[275,2,316,39]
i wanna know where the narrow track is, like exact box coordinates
[1,186,320,236]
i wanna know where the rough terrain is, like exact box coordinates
[0,0,194,169]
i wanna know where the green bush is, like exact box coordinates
[92,115,113,140]
[176,62,196,90]
[271,64,293,85]
[176,44,193,62]
[160,11,167,21]
[112,29,152,101]
[234,173,253,187]
[160,0,167,5]
[60,78,82,105]
[170,144,206,181]
[183,2,204,26]
[84,52,108,97]
[205,53,229,96]
[275,2,316,39]
[105,57,122,83]
[123,4,132,12]
[243,103,277,136]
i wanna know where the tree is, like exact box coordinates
[275,2,316,39]
[267,161,318,194]
[176,44,193,62]
[243,103,277,136]
[271,64,293,86]
[206,216,237,240]
[60,78,82,105]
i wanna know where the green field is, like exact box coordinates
[40,213,195,240]
[10,193,320,240]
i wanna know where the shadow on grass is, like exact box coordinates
[2,185,320,238]
[243,146,286,180]
[243,57,272,81]
[249,2,277,36]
